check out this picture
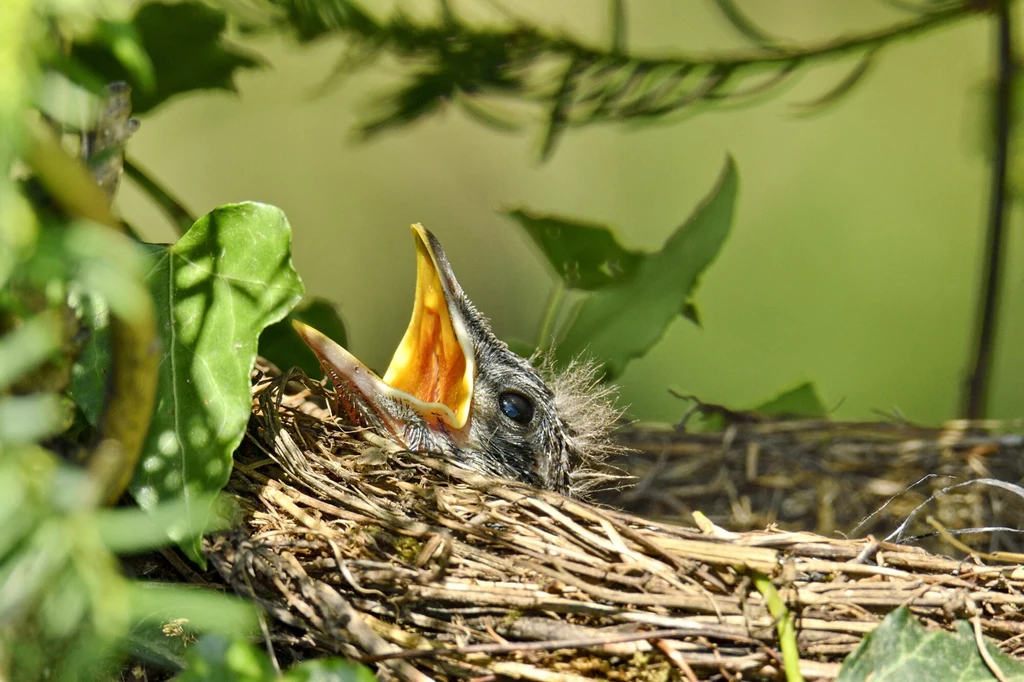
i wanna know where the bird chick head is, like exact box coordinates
[293,224,622,495]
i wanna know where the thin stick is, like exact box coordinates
[361,626,761,663]
[653,639,700,682]
[974,612,1009,682]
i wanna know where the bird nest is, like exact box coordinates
[205,364,1024,681]
[607,413,1024,555]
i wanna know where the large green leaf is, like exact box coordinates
[503,209,643,290]
[132,203,303,561]
[554,157,737,378]
[259,296,347,377]
[73,2,262,114]
[838,606,1024,681]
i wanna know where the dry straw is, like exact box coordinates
[204,364,1024,681]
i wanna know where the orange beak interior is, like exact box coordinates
[382,225,474,428]
[294,224,475,433]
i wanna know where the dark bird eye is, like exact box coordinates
[499,392,534,425]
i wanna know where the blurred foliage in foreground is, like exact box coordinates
[0,0,1014,680]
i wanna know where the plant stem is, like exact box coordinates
[536,282,566,352]
[608,0,625,54]
[751,571,804,682]
[962,1,1015,418]
[587,4,969,70]
[711,0,782,49]
[125,158,196,235]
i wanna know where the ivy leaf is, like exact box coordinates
[259,297,347,377]
[838,606,1024,681]
[503,209,644,291]
[73,2,262,114]
[555,157,737,378]
[755,381,826,419]
[133,203,303,563]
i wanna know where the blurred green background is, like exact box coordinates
[117,1,1020,425]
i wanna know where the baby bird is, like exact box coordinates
[294,224,621,495]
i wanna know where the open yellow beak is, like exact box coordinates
[293,224,475,438]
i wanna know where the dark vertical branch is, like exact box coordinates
[609,0,626,54]
[962,0,1015,418]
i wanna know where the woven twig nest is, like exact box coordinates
[609,415,1024,552]
[205,365,1024,681]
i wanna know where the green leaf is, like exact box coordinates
[0,395,67,445]
[755,381,827,418]
[92,19,155,91]
[132,203,303,562]
[59,222,157,423]
[680,299,701,326]
[73,2,262,115]
[679,381,825,433]
[0,2,39,287]
[122,630,187,672]
[838,606,1024,681]
[69,290,110,425]
[711,0,782,48]
[128,583,258,638]
[258,0,380,43]
[259,297,347,377]
[96,493,231,554]
[555,157,738,378]
[0,310,63,392]
[178,635,376,682]
[503,209,643,291]
[35,70,106,136]
[176,635,275,682]
[285,659,378,682]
